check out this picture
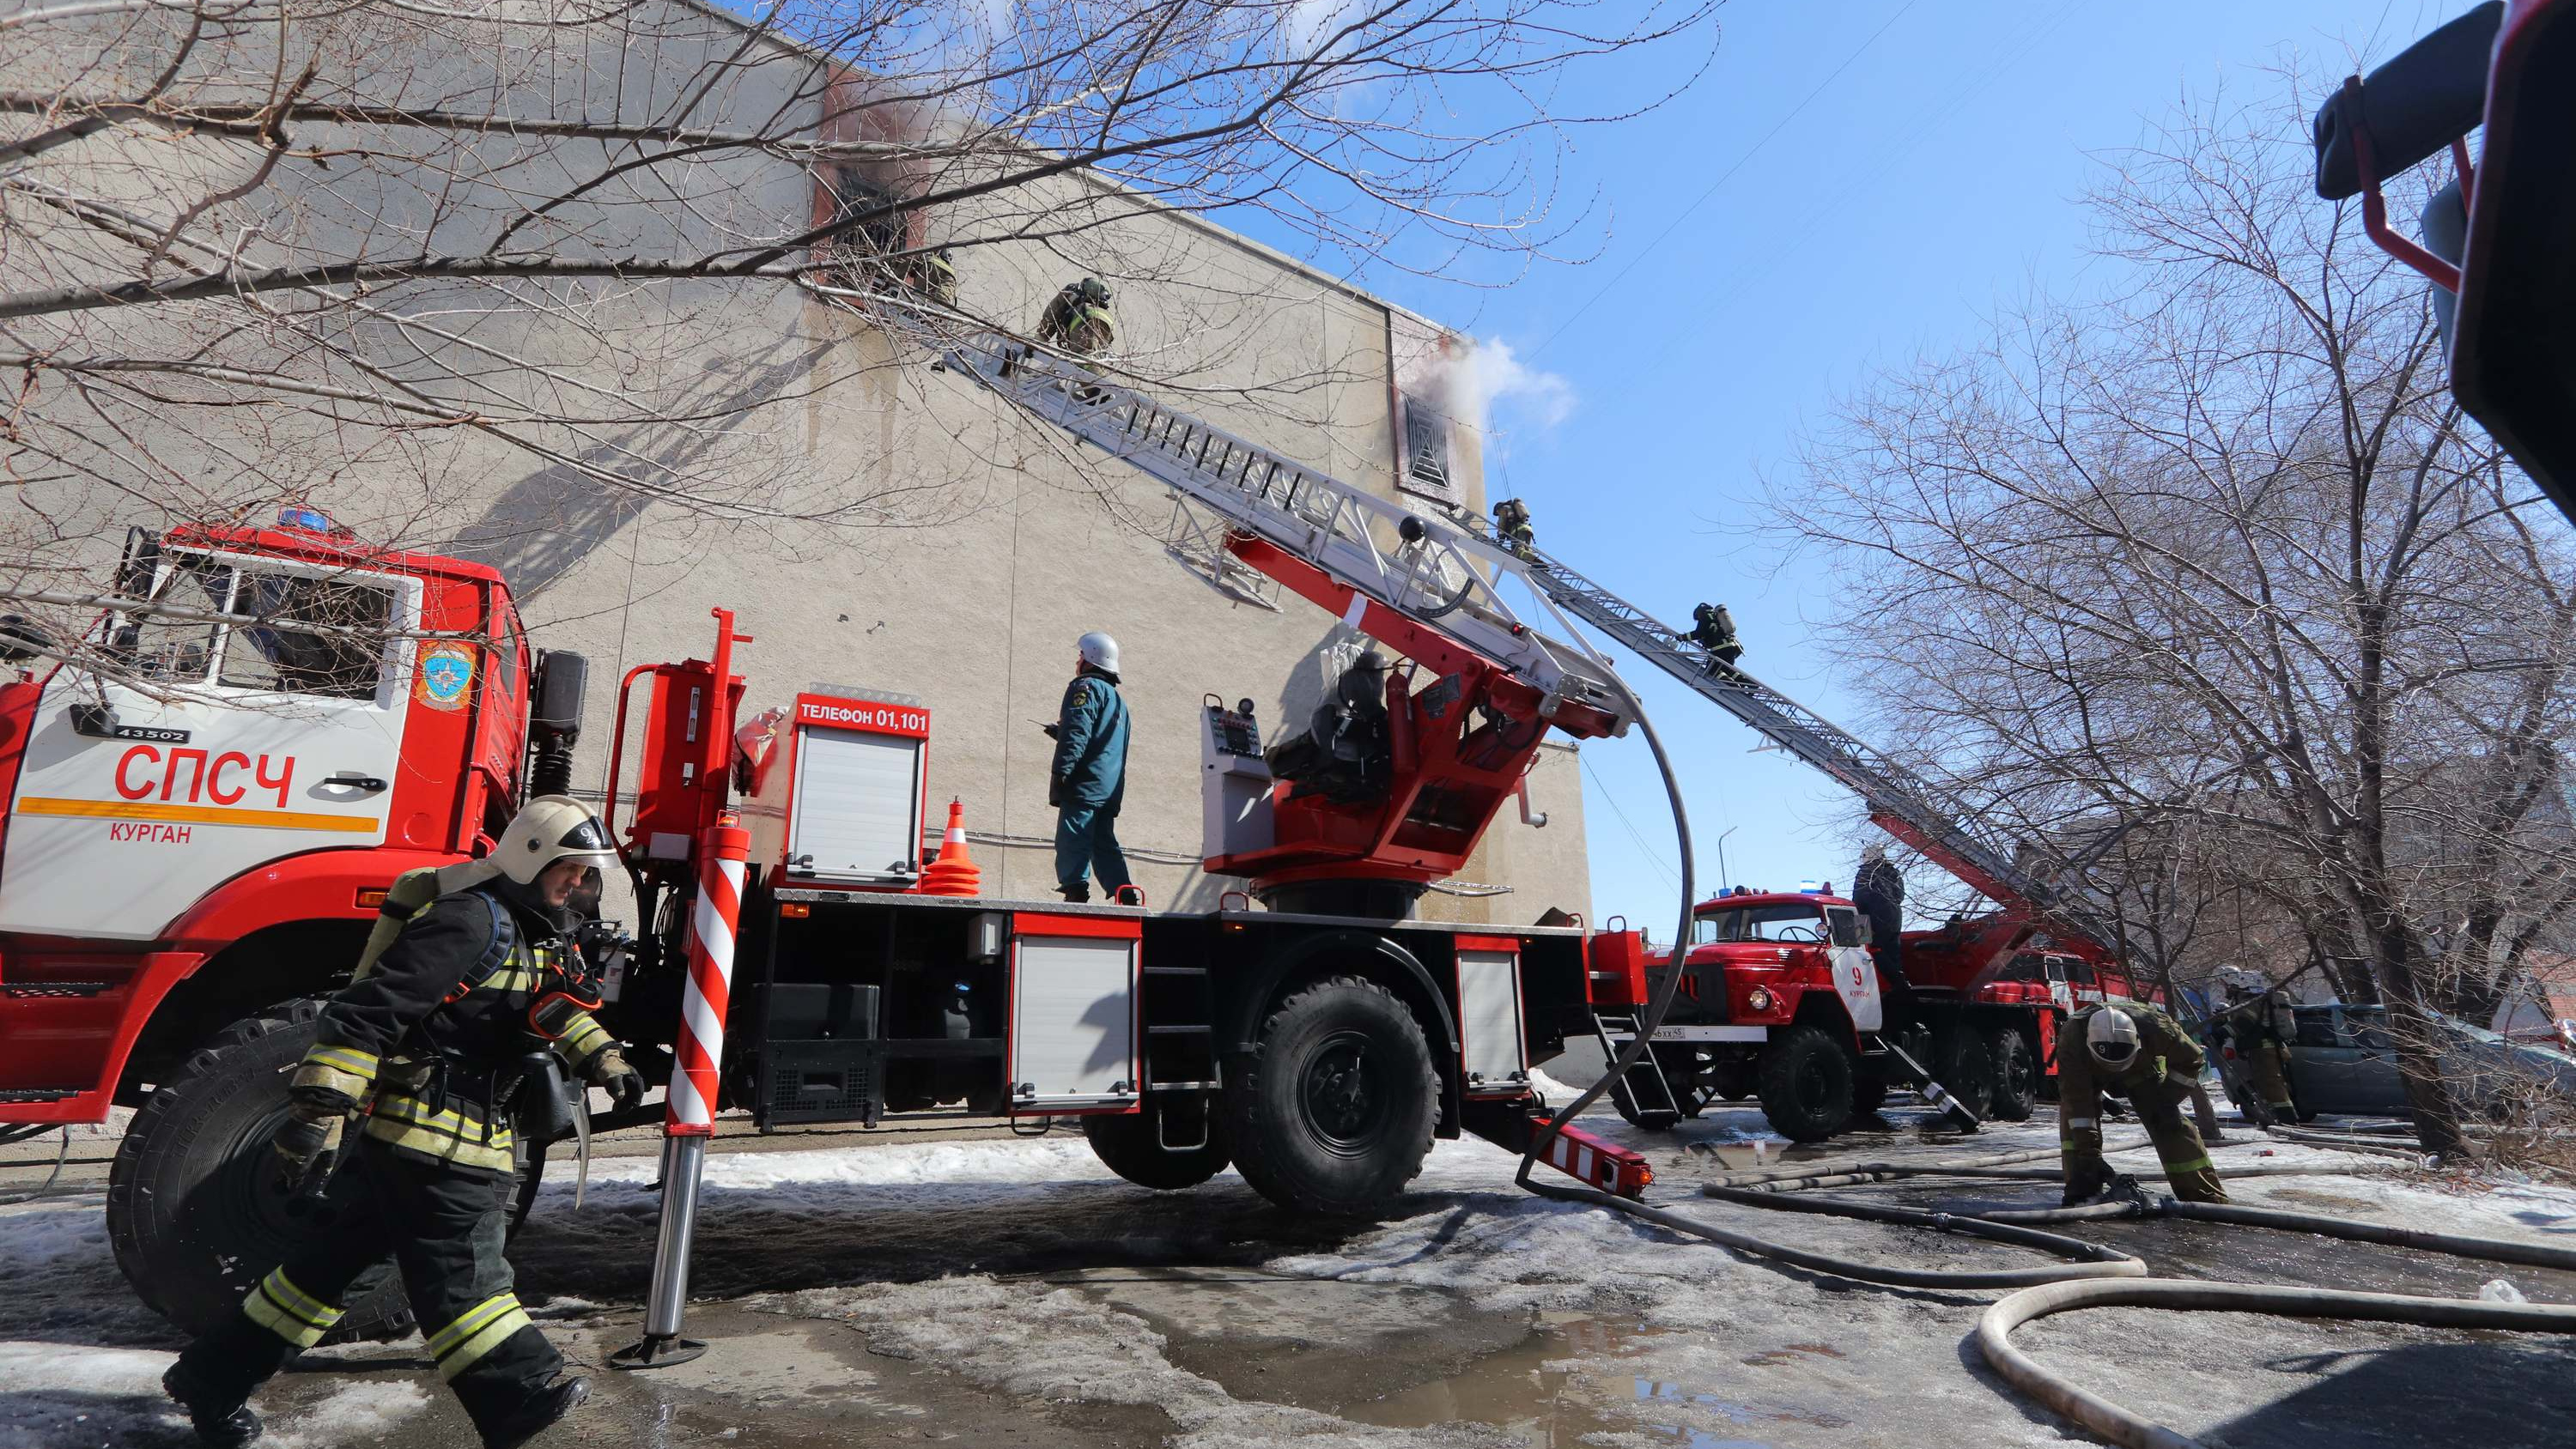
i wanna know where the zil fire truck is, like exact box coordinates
[0,321,2145,1342]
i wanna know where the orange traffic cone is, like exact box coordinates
[916,797,983,897]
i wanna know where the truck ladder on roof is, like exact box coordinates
[847,293,2125,956]
[915,322,1631,731]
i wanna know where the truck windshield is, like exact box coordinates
[1693,904,1829,944]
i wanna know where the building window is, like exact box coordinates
[822,168,906,263]
[1397,392,1455,501]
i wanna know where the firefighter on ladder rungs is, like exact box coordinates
[162,797,644,1449]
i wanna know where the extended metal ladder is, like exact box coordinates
[908,318,1632,731]
[835,287,2123,956]
[1503,547,2134,956]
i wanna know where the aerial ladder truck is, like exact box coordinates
[0,302,2125,1349]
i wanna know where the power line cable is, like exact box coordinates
[1526,0,1923,362]
[1583,752,1684,889]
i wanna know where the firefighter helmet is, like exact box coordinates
[494,795,619,885]
[2086,1006,2142,1069]
[1078,631,1120,675]
[1078,276,1110,304]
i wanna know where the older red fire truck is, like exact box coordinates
[1,324,2142,1342]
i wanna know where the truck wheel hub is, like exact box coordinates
[1301,1033,1379,1149]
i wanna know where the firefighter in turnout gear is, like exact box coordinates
[163,797,639,1449]
[1688,602,1743,675]
[1850,842,1910,992]
[1045,631,1132,903]
[2221,991,2299,1125]
[1492,497,1535,556]
[2057,999,2230,1206]
[1037,276,1116,357]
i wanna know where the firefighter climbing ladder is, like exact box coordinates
[1504,549,2135,956]
[908,319,1631,729]
[834,291,2125,959]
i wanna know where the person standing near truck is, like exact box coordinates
[2057,998,2229,1205]
[1850,842,1910,992]
[1047,631,1133,904]
[161,797,642,1449]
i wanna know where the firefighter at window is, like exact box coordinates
[1037,276,1116,358]
[1688,602,1743,676]
[162,796,641,1449]
[2057,999,2229,1206]
[1043,631,1132,904]
[905,246,957,309]
[1492,497,1534,556]
[1850,842,1910,993]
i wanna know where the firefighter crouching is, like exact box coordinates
[2058,999,2230,1206]
[163,797,644,1449]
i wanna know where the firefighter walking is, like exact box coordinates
[162,797,642,1449]
[2057,998,2230,1205]
[2224,991,2299,1125]
[1045,631,1133,904]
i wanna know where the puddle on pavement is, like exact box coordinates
[1334,1312,1844,1449]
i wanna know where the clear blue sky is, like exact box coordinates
[1255,0,2464,937]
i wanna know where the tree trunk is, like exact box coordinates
[2367,917,2472,1160]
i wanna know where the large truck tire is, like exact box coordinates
[1757,1025,1856,1143]
[1987,1027,2038,1121]
[1937,1021,1996,1121]
[1084,1099,1231,1190]
[1849,1071,1890,1119]
[1224,976,1438,1216]
[106,1001,413,1342]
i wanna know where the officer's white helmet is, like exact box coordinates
[494,795,620,886]
[2086,1007,2142,1069]
[1078,631,1120,675]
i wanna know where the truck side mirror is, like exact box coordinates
[527,650,589,798]
[2451,0,2576,519]
[2312,3,2501,202]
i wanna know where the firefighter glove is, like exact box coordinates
[1041,722,1060,740]
[269,1106,337,1191]
[1048,774,1068,808]
[589,1047,647,1111]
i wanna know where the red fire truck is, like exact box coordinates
[1583,892,2147,1141]
[2,326,2155,1342]
[0,466,1654,1341]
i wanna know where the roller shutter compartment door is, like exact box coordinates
[789,725,922,882]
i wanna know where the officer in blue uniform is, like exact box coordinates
[1046,631,1132,903]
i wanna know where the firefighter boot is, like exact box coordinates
[162,1360,263,1448]
[479,1373,590,1449]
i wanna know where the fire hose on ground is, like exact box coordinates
[1501,635,2576,1447]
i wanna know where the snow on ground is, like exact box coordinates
[582,1133,1123,1196]
[10,1113,2576,1449]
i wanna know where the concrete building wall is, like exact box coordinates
[9,0,1590,925]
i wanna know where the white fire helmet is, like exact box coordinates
[493,795,620,886]
[1078,631,1120,675]
[2086,1006,2142,1069]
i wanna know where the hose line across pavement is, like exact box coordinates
[1978,1277,2576,1449]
